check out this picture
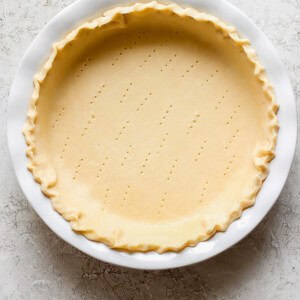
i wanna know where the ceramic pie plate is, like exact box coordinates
[7,0,296,270]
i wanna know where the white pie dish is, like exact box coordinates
[7,0,296,270]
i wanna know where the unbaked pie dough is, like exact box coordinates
[23,2,278,252]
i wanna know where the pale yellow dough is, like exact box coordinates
[23,2,278,252]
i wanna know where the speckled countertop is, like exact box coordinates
[0,0,299,299]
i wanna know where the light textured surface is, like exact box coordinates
[0,0,299,299]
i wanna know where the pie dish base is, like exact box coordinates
[7,0,296,269]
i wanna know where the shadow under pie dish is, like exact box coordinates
[23,1,278,253]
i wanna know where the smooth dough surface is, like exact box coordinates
[24,2,278,252]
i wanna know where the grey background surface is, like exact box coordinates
[1,0,299,299]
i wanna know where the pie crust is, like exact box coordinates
[23,2,279,253]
